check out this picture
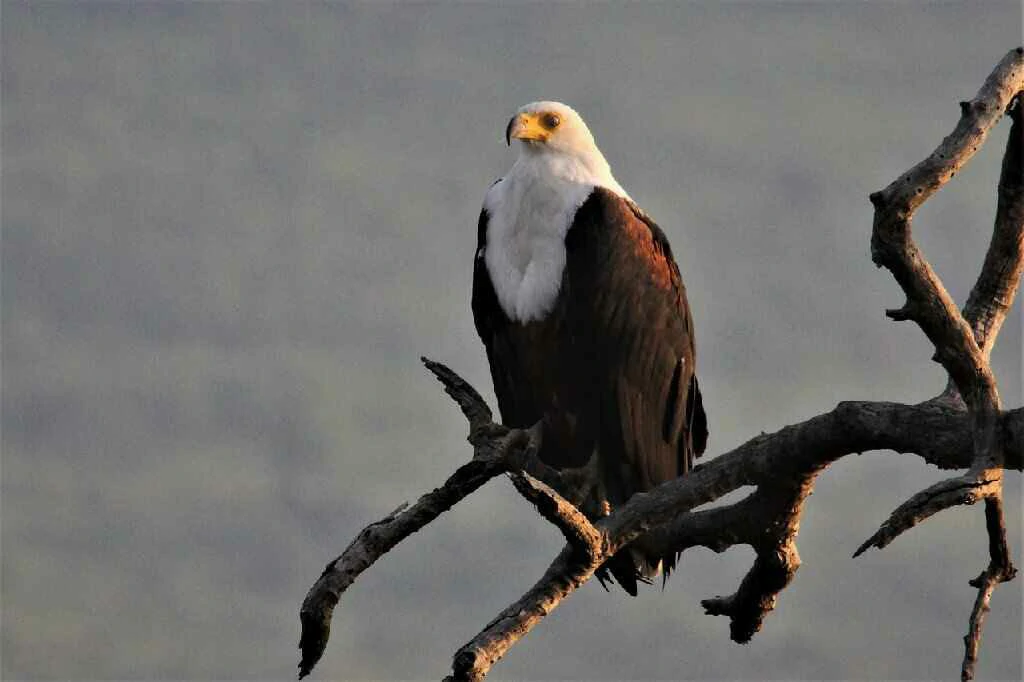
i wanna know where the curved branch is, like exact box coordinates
[962,95,1024,359]
[447,546,599,682]
[421,356,493,430]
[698,473,814,642]
[643,407,1024,563]
[298,441,509,678]
[508,472,604,559]
[853,471,1002,557]
[602,403,1021,554]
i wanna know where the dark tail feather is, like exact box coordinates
[595,548,669,596]
[595,544,683,594]
[660,551,680,588]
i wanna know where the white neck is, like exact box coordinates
[482,149,629,322]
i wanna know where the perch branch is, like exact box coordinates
[298,363,1023,679]
[421,356,493,430]
[443,400,1022,680]
[508,472,604,559]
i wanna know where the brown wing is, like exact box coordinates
[563,188,704,486]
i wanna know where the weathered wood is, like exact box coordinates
[297,373,1023,679]
[866,46,1022,679]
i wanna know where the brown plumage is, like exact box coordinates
[473,184,707,594]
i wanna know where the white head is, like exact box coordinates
[505,101,601,157]
[502,101,627,197]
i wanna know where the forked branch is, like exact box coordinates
[298,374,1023,678]
[865,47,1023,681]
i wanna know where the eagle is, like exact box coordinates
[472,101,708,595]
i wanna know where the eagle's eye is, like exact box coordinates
[542,113,561,129]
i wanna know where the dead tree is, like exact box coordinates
[299,48,1024,681]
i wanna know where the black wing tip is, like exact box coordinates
[619,576,640,597]
[689,375,709,458]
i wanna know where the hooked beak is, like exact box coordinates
[505,113,548,146]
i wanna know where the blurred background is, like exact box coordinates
[2,2,1021,679]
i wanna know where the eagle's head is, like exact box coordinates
[505,101,598,157]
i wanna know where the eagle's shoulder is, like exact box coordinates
[570,186,680,294]
[574,185,634,223]
[573,186,668,246]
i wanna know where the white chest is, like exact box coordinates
[482,171,594,323]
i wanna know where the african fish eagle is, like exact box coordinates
[471,101,708,594]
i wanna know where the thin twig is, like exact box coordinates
[961,497,1019,681]
[853,472,1001,557]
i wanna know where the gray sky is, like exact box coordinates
[2,2,1021,680]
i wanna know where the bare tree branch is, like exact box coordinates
[439,401,1024,681]
[421,356,493,430]
[853,471,1002,557]
[961,94,1024,359]
[698,474,814,642]
[297,375,1024,680]
[957,102,1024,682]
[869,47,1023,410]
[298,49,1024,681]
[865,46,1023,679]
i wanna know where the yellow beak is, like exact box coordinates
[506,113,549,146]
